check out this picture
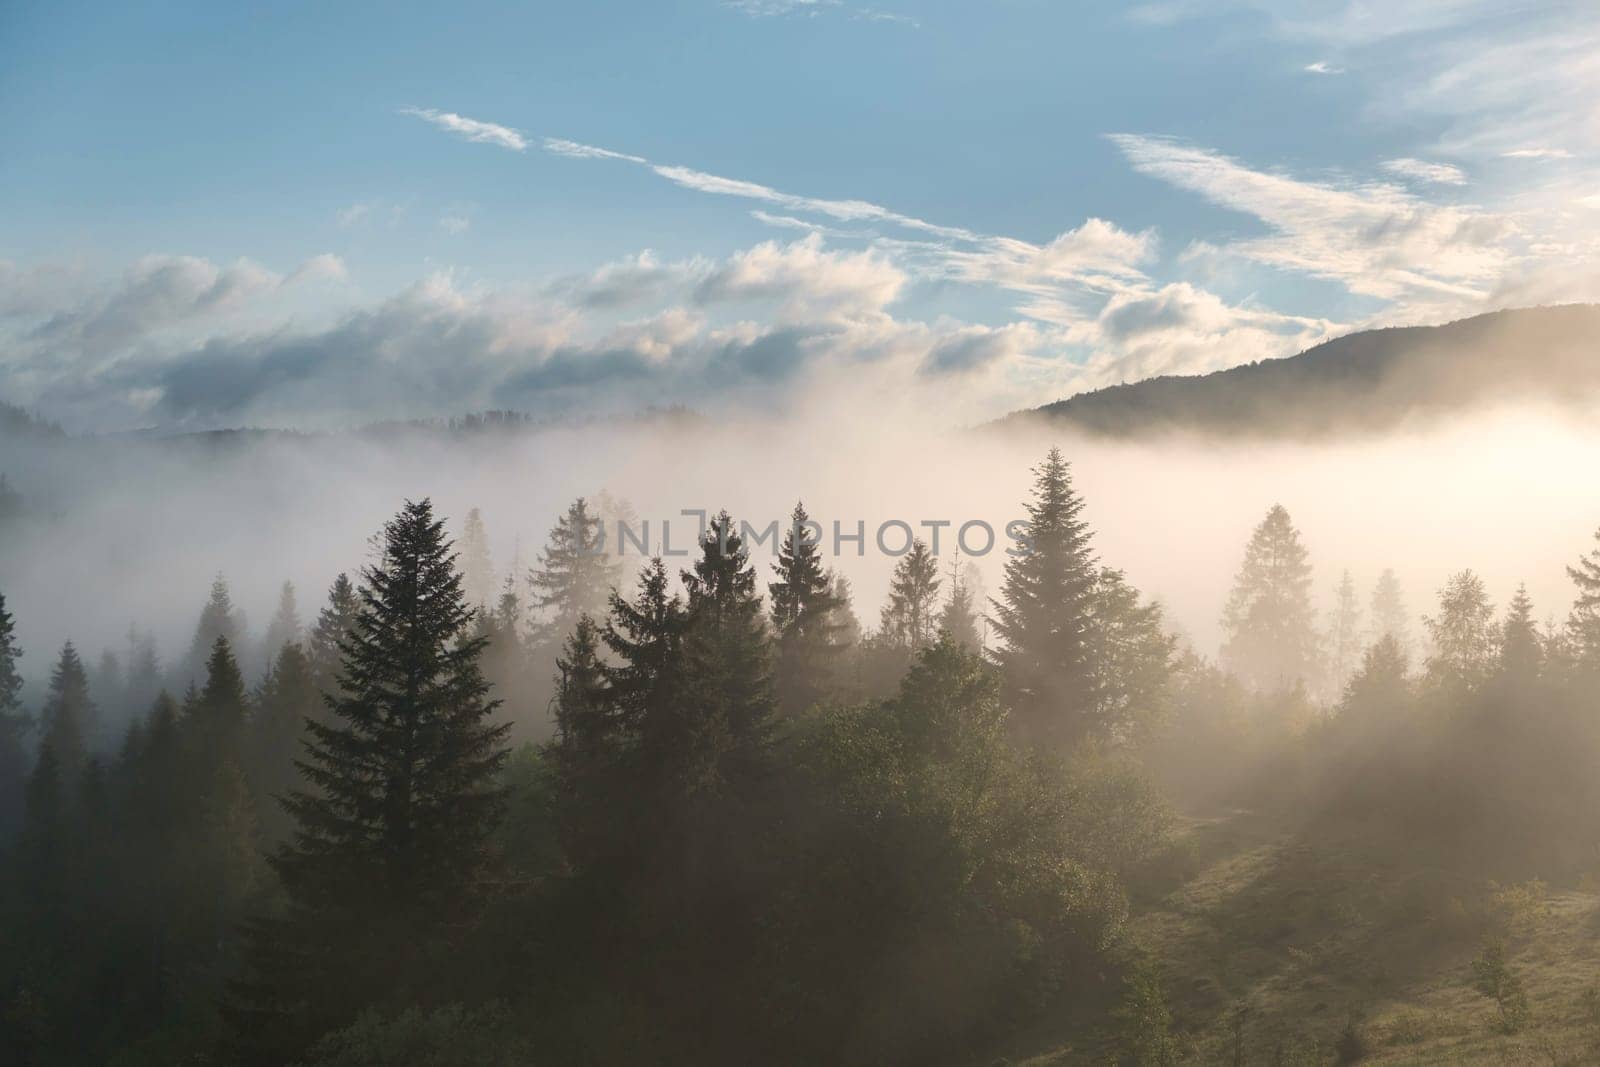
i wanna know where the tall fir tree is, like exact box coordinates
[549,615,620,869]
[880,539,942,652]
[186,636,250,770]
[1327,570,1364,700]
[1082,567,1176,743]
[1497,583,1542,684]
[262,580,302,664]
[1221,504,1318,693]
[124,624,163,717]
[1566,526,1600,667]
[249,642,318,842]
[232,499,510,1063]
[186,575,244,685]
[990,447,1099,744]
[1337,635,1411,722]
[602,557,687,796]
[306,572,360,692]
[1369,568,1411,655]
[679,512,776,798]
[39,641,94,787]
[459,506,495,610]
[0,591,29,838]
[939,557,983,652]
[768,502,844,715]
[530,497,620,649]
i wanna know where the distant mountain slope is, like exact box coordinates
[1001,304,1600,437]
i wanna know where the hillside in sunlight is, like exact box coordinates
[1002,304,1600,438]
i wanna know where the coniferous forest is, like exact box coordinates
[6,437,1600,1065]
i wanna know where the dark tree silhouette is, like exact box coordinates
[231,499,510,1063]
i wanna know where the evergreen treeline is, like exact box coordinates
[4,447,1600,1063]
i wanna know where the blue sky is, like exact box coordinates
[3,0,1598,430]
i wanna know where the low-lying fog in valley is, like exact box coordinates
[4,402,1594,715]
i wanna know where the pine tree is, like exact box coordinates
[124,624,163,716]
[250,642,317,841]
[1221,504,1318,693]
[530,497,619,649]
[768,502,844,715]
[1082,568,1176,743]
[991,447,1099,744]
[1369,568,1410,654]
[0,591,30,838]
[829,572,862,650]
[186,575,243,685]
[880,539,942,652]
[1566,526,1600,666]
[1327,570,1363,699]
[1337,635,1410,722]
[306,572,360,692]
[1423,569,1496,693]
[232,499,511,1061]
[187,636,250,769]
[1498,583,1542,684]
[602,557,687,790]
[262,580,301,663]
[939,557,982,652]
[39,641,94,786]
[680,512,775,797]
[550,615,618,868]
[476,574,532,731]
[459,506,495,610]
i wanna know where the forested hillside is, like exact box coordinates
[1003,305,1600,438]
[4,444,1600,1064]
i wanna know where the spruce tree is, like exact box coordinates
[549,615,617,868]
[186,575,244,684]
[602,557,687,792]
[1220,504,1318,693]
[1338,635,1411,722]
[828,572,863,650]
[1498,583,1542,684]
[991,447,1099,744]
[530,497,620,649]
[880,539,942,652]
[939,557,982,652]
[232,499,510,1061]
[1369,568,1410,654]
[1082,567,1176,743]
[1327,570,1363,699]
[1566,526,1600,666]
[680,512,775,797]
[0,591,29,838]
[250,642,317,841]
[306,572,360,692]
[262,580,301,663]
[769,502,844,715]
[459,506,495,610]
[39,641,94,786]
[187,636,250,770]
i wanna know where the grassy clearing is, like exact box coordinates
[1005,808,1600,1065]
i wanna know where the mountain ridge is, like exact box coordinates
[999,303,1600,437]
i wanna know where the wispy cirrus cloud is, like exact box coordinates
[1382,157,1467,185]
[1110,133,1512,302]
[404,108,1158,323]
[400,107,528,151]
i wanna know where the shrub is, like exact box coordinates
[1470,939,1531,1034]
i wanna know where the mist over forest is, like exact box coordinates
[11,0,1600,1061]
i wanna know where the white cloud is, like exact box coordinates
[400,107,528,151]
[1304,61,1344,74]
[1382,157,1468,185]
[1110,133,1512,301]
[1502,147,1574,160]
